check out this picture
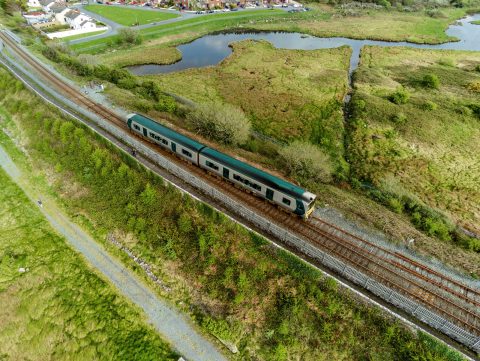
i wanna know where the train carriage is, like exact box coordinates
[199,147,316,217]
[127,113,205,164]
[126,113,316,218]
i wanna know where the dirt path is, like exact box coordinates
[0,144,227,361]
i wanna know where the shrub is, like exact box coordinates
[117,27,142,45]
[476,64,480,72]
[438,58,455,67]
[392,112,407,124]
[388,197,403,213]
[422,73,440,89]
[389,87,410,104]
[422,100,437,111]
[467,80,480,93]
[186,102,251,145]
[154,95,177,113]
[278,141,333,183]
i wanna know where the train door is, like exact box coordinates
[142,127,147,137]
[266,188,274,201]
[223,168,229,179]
[171,142,176,152]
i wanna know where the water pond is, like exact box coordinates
[129,13,480,76]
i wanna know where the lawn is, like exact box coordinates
[61,29,106,42]
[99,43,181,66]
[84,4,178,26]
[0,166,177,359]
[349,46,480,246]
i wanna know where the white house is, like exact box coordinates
[64,10,91,29]
[78,20,97,30]
[51,4,70,24]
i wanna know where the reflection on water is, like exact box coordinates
[129,13,480,76]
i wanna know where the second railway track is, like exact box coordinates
[1,30,479,355]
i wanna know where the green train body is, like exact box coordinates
[127,113,316,218]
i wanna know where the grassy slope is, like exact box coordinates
[61,30,107,42]
[0,168,177,360]
[144,40,349,145]
[350,46,480,239]
[84,4,178,26]
[0,66,466,361]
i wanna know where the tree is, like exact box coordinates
[186,102,251,145]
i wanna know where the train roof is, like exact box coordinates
[128,113,206,152]
[201,147,312,200]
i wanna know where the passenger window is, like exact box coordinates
[133,124,140,131]
[282,198,291,206]
[182,149,192,158]
[206,161,219,171]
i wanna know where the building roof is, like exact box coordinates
[39,0,55,6]
[79,20,93,26]
[50,3,67,12]
[64,10,80,19]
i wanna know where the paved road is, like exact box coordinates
[0,145,227,361]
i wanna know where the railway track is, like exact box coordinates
[1,31,479,354]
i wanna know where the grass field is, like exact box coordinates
[0,63,468,361]
[0,167,177,360]
[99,43,181,66]
[349,46,480,245]
[472,20,480,24]
[250,7,466,44]
[84,4,179,26]
[61,30,107,42]
[142,40,349,147]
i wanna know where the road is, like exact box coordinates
[0,144,227,361]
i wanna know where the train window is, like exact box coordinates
[133,124,140,131]
[182,149,192,158]
[149,132,156,138]
[161,139,168,145]
[282,198,291,206]
[233,174,261,191]
[206,160,219,171]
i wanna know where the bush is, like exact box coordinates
[422,100,437,111]
[154,95,177,113]
[117,27,142,45]
[467,80,480,93]
[278,141,333,183]
[422,73,440,89]
[392,112,407,124]
[389,87,410,104]
[186,102,251,145]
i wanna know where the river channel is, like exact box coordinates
[129,13,480,77]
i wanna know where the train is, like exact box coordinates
[126,113,317,219]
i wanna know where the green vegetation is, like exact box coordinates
[186,102,251,145]
[348,46,480,253]
[146,40,349,155]
[99,43,181,66]
[84,4,178,26]
[471,19,480,24]
[61,30,107,42]
[251,7,467,44]
[0,64,468,360]
[0,164,177,359]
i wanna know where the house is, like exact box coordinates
[23,10,49,24]
[64,9,91,29]
[51,4,71,24]
[78,19,97,30]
